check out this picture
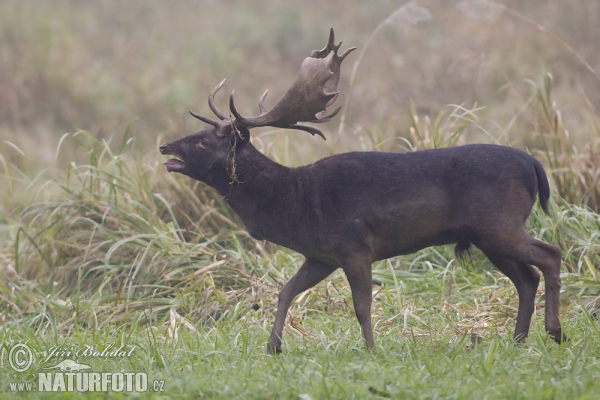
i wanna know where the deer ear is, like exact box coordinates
[230,127,250,149]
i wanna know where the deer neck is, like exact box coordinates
[210,143,288,204]
[215,143,305,242]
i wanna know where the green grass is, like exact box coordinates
[1,273,599,399]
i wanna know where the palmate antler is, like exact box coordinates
[189,29,356,139]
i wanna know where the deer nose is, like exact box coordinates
[159,143,169,154]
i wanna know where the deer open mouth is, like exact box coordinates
[163,157,185,172]
[159,144,186,173]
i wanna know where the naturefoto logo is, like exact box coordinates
[3,343,165,393]
[44,359,91,372]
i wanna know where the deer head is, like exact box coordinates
[159,29,355,182]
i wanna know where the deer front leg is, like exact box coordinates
[343,260,375,349]
[267,259,336,354]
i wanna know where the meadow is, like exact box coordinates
[0,1,599,398]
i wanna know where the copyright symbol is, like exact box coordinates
[9,344,34,372]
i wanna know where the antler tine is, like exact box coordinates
[312,105,341,124]
[338,46,356,61]
[189,110,221,127]
[229,90,243,122]
[289,124,326,140]
[310,28,341,59]
[208,79,228,121]
[258,90,268,114]
[189,79,233,133]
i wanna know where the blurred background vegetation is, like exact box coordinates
[1,1,599,157]
[0,0,598,344]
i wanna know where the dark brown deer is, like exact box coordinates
[160,29,567,354]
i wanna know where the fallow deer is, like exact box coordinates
[160,30,566,353]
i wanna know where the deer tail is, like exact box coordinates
[533,159,551,215]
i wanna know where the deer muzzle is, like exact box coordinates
[159,142,186,173]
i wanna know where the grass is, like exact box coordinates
[1,1,600,398]
[1,265,599,399]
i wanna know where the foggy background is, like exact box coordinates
[1,0,598,170]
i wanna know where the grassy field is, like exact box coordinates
[1,1,599,398]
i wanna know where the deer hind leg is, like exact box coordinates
[478,231,566,343]
[523,237,567,343]
[267,259,336,354]
[483,253,540,342]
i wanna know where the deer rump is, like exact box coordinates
[248,144,548,263]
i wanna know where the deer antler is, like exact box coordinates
[189,29,355,139]
[229,29,355,139]
[189,79,230,130]
[311,28,357,108]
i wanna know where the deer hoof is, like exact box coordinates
[548,329,569,344]
[266,343,282,355]
[557,332,570,344]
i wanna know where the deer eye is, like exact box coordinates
[197,139,210,149]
